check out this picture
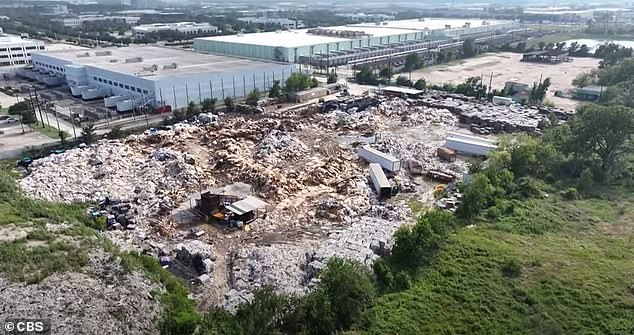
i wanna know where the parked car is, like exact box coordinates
[0,116,17,124]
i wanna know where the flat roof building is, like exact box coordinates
[194,18,519,62]
[52,15,141,28]
[26,46,296,112]
[132,22,218,39]
[0,33,45,73]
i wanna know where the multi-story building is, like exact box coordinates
[237,17,305,30]
[0,32,45,73]
[132,22,218,39]
[335,13,396,22]
[52,15,141,28]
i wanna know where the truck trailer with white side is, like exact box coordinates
[357,146,401,172]
[369,163,392,198]
[444,136,498,156]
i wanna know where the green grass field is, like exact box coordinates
[362,195,634,334]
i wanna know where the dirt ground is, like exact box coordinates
[410,52,600,110]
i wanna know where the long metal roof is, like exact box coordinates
[225,196,267,216]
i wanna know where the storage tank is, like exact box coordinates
[357,146,401,172]
[104,95,128,108]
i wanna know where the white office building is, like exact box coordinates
[237,17,305,30]
[132,22,218,39]
[0,32,45,73]
[24,46,296,112]
[53,15,141,28]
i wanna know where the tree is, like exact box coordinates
[462,38,476,58]
[224,97,235,112]
[20,109,37,125]
[201,98,217,112]
[395,76,412,87]
[245,88,260,106]
[568,104,634,175]
[379,67,393,82]
[186,101,199,118]
[8,101,31,115]
[81,123,96,144]
[59,131,68,146]
[285,73,314,92]
[404,53,421,71]
[538,41,546,51]
[456,173,497,221]
[392,209,456,268]
[529,77,552,104]
[413,78,427,90]
[317,258,376,332]
[355,67,378,85]
[327,71,337,84]
[269,80,283,99]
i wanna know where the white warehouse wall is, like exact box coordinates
[153,63,297,109]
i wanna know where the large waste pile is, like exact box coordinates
[18,92,534,310]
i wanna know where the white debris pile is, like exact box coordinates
[377,134,467,177]
[319,109,380,131]
[373,98,457,126]
[20,139,207,220]
[0,253,163,335]
[255,130,309,165]
[224,243,310,309]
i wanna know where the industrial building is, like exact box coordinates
[52,15,141,28]
[237,17,305,30]
[132,22,218,39]
[193,18,519,63]
[0,31,45,72]
[24,46,296,112]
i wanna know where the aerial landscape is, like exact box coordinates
[0,0,633,334]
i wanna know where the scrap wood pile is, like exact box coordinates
[202,117,366,202]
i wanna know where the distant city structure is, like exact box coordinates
[0,32,45,72]
[52,15,141,28]
[237,17,305,30]
[24,46,296,112]
[335,13,396,22]
[132,22,218,39]
[194,18,519,63]
[38,4,70,16]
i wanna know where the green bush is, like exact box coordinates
[562,187,579,200]
[501,258,522,278]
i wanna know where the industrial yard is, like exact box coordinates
[411,52,601,110]
[16,86,569,308]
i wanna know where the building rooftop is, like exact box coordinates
[34,46,288,80]
[0,33,42,45]
[350,18,510,31]
[133,22,213,32]
[196,18,515,48]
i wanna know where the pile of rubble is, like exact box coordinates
[20,140,206,222]
[0,253,162,335]
[415,95,548,133]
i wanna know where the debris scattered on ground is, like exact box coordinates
[18,92,543,309]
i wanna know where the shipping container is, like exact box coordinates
[444,136,497,156]
[446,131,496,145]
[357,146,401,172]
[437,146,456,162]
[492,96,513,106]
[369,163,391,198]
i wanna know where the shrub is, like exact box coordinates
[501,258,522,277]
[562,187,579,200]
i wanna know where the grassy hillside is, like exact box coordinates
[363,196,634,334]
